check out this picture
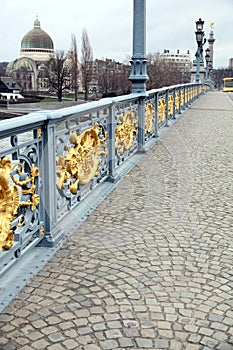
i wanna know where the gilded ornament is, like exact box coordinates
[0,157,40,251]
[145,102,155,134]
[168,95,174,116]
[180,91,185,106]
[17,214,25,227]
[115,110,138,156]
[175,92,180,110]
[158,97,166,123]
[56,123,108,194]
[0,157,19,250]
[188,89,192,102]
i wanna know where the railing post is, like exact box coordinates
[40,120,60,246]
[138,96,146,152]
[154,93,159,137]
[108,103,116,181]
[184,86,187,108]
[178,88,182,114]
[173,89,176,119]
[165,91,169,127]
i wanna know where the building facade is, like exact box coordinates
[159,49,192,77]
[229,58,233,69]
[6,17,55,92]
[88,58,131,95]
[0,76,23,101]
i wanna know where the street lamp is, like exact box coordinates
[195,18,206,83]
[196,18,204,31]
[205,48,210,83]
[208,59,212,86]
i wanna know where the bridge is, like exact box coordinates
[1,87,233,349]
[1,0,233,348]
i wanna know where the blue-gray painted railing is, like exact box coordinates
[0,83,207,275]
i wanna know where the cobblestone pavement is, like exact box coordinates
[0,92,233,350]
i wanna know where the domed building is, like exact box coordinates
[6,17,55,92]
[20,17,54,62]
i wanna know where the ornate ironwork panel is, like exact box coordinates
[168,94,174,119]
[0,82,204,275]
[180,89,185,108]
[175,91,180,112]
[0,127,43,273]
[54,109,109,219]
[158,96,166,126]
[114,100,139,166]
[144,100,155,141]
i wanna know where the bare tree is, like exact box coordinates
[146,53,186,89]
[98,70,117,94]
[70,34,79,101]
[81,29,93,101]
[212,68,233,89]
[98,69,131,96]
[49,50,71,102]
[0,62,7,77]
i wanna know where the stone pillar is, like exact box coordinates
[129,0,148,93]
[208,24,215,69]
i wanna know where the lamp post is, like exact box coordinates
[205,47,210,83]
[195,18,206,83]
[208,59,212,86]
[129,0,148,152]
[205,48,210,83]
[129,0,148,93]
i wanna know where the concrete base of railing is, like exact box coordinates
[38,230,65,248]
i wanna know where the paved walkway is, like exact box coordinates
[0,92,233,350]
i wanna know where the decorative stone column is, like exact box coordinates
[208,22,215,69]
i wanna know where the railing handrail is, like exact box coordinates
[0,111,47,133]
[0,83,203,131]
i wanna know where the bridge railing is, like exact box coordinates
[0,82,206,275]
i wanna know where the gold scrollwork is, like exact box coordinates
[180,91,185,106]
[37,128,42,138]
[56,123,108,194]
[175,92,180,110]
[0,157,39,250]
[0,158,19,250]
[168,95,174,117]
[11,164,40,211]
[194,87,197,98]
[17,214,25,227]
[145,102,155,134]
[158,97,166,124]
[188,89,192,102]
[115,110,138,156]
[40,226,44,236]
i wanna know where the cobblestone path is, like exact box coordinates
[0,92,232,349]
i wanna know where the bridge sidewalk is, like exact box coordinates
[0,91,233,349]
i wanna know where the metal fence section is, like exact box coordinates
[0,83,206,276]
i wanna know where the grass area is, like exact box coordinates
[41,93,85,102]
[41,97,71,103]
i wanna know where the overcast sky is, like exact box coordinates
[1,0,232,68]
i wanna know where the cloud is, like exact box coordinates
[0,0,232,68]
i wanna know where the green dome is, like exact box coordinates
[6,60,15,75]
[21,18,54,50]
[15,58,35,71]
